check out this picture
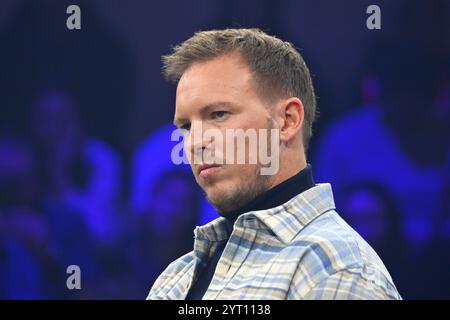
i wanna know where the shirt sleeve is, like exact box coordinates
[301,268,402,300]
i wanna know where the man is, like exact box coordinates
[147,28,401,300]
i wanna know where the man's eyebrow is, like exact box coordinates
[173,101,235,127]
[199,101,235,116]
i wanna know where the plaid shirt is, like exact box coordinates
[147,183,402,300]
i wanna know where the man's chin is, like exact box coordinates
[204,188,225,205]
[198,174,227,192]
[204,187,233,210]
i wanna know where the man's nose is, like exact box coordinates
[190,140,205,157]
[186,121,211,158]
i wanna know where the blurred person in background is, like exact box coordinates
[27,89,122,246]
[21,88,125,298]
[338,181,409,298]
[0,134,59,299]
[375,45,450,249]
[124,168,202,299]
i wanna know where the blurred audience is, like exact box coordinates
[314,45,450,250]
[28,89,122,246]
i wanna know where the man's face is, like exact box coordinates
[174,53,277,213]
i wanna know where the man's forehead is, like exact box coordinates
[177,54,253,93]
[175,69,249,104]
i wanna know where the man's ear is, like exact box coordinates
[277,97,304,143]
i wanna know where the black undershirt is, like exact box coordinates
[185,164,315,300]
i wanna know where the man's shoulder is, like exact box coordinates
[289,209,396,291]
[165,250,196,271]
[294,209,388,265]
[158,250,196,280]
[147,250,196,300]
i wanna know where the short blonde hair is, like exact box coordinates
[162,28,317,151]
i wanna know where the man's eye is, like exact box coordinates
[212,111,229,120]
[180,123,191,131]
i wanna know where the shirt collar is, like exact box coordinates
[194,183,336,245]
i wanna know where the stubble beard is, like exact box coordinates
[204,163,272,214]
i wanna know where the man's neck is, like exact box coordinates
[267,160,307,190]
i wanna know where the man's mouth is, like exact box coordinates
[197,163,222,178]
